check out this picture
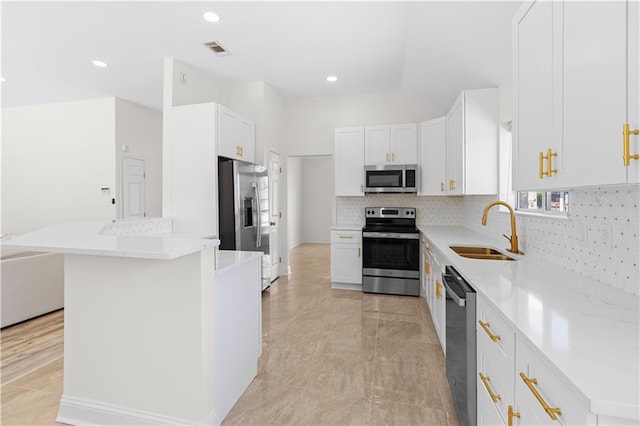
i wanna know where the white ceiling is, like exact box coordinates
[1,1,522,112]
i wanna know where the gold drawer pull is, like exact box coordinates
[539,149,557,178]
[479,372,501,403]
[435,280,442,298]
[392,152,395,161]
[424,260,430,275]
[449,179,456,191]
[386,152,389,162]
[623,123,639,166]
[360,184,364,193]
[478,320,501,342]
[339,236,353,239]
[508,405,521,426]
[538,151,544,179]
[440,181,444,192]
[519,372,562,420]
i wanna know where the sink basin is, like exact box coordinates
[449,245,517,261]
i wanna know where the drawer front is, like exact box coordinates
[477,369,507,426]
[331,230,362,244]
[477,295,515,377]
[516,338,589,426]
[478,338,514,424]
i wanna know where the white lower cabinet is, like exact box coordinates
[330,229,362,290]
[430,247,446,352]
[476,294,596,426]
[514,337,592,426]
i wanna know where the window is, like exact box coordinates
[516,191,569,214]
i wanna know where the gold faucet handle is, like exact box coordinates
[502,234,512,242]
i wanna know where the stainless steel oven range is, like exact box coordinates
[362,207,420,296]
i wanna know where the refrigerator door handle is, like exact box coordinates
[254,182,262,247]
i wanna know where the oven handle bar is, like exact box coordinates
[362,232,420,239]
[442,274,466,307]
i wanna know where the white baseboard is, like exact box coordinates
[331,282,363,291]
[57,395,220,425]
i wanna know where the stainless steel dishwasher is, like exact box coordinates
[442,266,477,426]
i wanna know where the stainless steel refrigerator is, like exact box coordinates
[218,157,271,289]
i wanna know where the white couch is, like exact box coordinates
[1,249,64,328]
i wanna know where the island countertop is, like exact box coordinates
[0,221,219,260]
[418,225,639,420]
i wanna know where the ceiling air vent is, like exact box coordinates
[204,40,230,56]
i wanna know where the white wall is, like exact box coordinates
[284,91,442,156]
[115,99,163,218]
[301,156,334,243]
[1,98,117,235]
[287,157,303,249]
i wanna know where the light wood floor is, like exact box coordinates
[1,244,460,425]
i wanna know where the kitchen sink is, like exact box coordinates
[449,245,517,261]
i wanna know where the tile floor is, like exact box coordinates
[0,243,460,425]
[222,243,460,425]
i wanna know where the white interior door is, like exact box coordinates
[269,150,281,282]
[122,157,145,219]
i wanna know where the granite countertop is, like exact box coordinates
[418,225,639,420]
[216,250,263,273]
[0,221,219,260]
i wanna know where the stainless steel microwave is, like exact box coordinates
[364,164,420,193]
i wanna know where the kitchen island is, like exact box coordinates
[1,221,262,425]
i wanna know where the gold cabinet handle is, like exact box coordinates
[539,149,557,178]
[508,405,521,426]
[478,320,501,342]
[538,151,544,179]
[449,179,455,191]
[424,260,430,275]
[392,152,395,161]
[360,184,364,193]
[519,372,562,420]
[440,181,444,192]
[386,152,389,162]
[479,372,501,403]
[339,235,353,239]
[623,123,640,166]
[546,149,557,176]
[435,280,442,298]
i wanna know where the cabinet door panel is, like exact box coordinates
[391,123,418,164]
[331,243,362,284]
[562,1,627,187]
[335,127,365,196]
[513,0,554,190]
[217,105,238,160]
[237,117,255,163]
[364,125,391,165]
[420,118,446,195]
[446,95,464,195]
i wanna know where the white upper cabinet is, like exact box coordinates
[419,117,447,195]
[335,127,365,196]
[216,104,255,163]
[364,124,418,165]
[446,89,499,195]
[513,0,639,190]
[391,123,419,164]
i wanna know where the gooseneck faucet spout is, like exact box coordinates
[481,201,524,255]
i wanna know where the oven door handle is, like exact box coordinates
[442,274,466,307]
[362,232,420,239]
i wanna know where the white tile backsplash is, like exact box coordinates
[336,184,639,295]
[336,195,464,226]
[461,184,639,295]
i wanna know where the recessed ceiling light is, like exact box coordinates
[92,60,108,68]
[203,12,220,23]
[326,75,338,82]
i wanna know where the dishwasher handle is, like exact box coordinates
[442,273,466,307]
